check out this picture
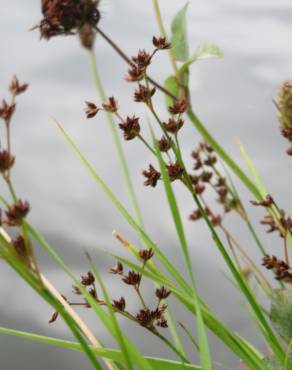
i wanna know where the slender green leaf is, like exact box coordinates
[0,234,103,370]
[89,260,134,370]
[153,132,213,369]
[0,327,201,369]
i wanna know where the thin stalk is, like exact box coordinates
[138,134,156,156]
[88,49,144,228]
[154,331,189,363]
[95,27,176,100]
[152,0,181,83]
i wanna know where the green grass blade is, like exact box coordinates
[88,259,134,370]
[0,234,103,370]
[0,327,202,369]
[153,133,213,369]
[88,49,144,228]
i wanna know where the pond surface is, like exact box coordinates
[0,0,292,368]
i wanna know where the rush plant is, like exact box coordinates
[0,1,291,369]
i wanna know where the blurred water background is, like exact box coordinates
[0,0,292,369]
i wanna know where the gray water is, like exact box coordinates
[0,1,292,369]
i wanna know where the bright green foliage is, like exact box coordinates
[270,290,292,344]
[171,3,190,61]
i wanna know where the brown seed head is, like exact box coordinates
[0,100,16,121]
[155,286,171,300]
[250,195,274,207]
[102,96,118,113]
[122,270,141,286]
[194,184,205,195]
[119,116,140,140]
[142,164,161,187]
[125,65,145,82]
[109,262,124,275]
[134,84,156,103]
[9,76,29,97]
[211,214,222,227]
[132,50,151,69]
[167,162,184,181]
[84,101,99,118]
[158,136,172,152]
[189,209,202,221]
[112,296,126,311]
[39,0,101,40]
[204,156,217,166]
[81,271,95,286]
[5,200,30,226]
[168,98,188,115]
[163,118,184,134]
[152,36,171,50]
[156,317,168,328]
[0,150,15,173]
[136,308,153,327]
[139,248,154,262]
[200,171,213,183]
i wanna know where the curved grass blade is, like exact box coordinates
[0,234,103,370]
[55,121,192,296]
[0,327,202,370]
[88,256,134,370]
[153,132,213,369]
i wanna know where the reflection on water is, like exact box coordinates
[0,0,292,368]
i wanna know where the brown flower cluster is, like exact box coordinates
[125,35,171,82]
[142,165,161,187]
[262,255,292,284]
[38,0,101,46]
[189,142,237,227]
[49,248,171,333]
[84,96,119,119]
[251,195,292,237]
[4,200,30,227]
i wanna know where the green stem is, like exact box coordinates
[88,49,144,228]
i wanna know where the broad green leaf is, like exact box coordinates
[171,3,190,61]
[180,43,223,75]
[270,290,292,344]
[164,75,179,107]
